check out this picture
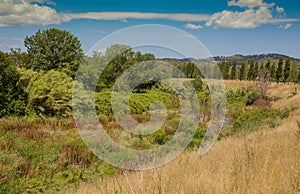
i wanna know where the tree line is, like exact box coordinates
[218,58,300,83]
[1,27,300,118]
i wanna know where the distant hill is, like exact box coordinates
[161,53,300,65]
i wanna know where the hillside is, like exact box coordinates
[162,53,300,65]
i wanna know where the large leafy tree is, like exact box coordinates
[9,48,30,68]
[97,44,155,89]
[0,52,27,116]
[27,70,73,117]
[24,28,84,77]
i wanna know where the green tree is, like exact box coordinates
[259,63,265,74]
[97,44,156,89]
[230,60,237,80]
[191,76,203,92]
[9,48,30,68]
[219,62,230,80]
[276,58,284,83]
[248,60,255,80]
[27,70,73,117]
[184,62,197,78]
[283,58,291,83]
[290,61,299,83]
[0,52,27,116]
[265,59,271,72]
[253,62,259,80]
[99,44,135,87]
[24,28,84,77]
[239,63,245,80]
[243,62,249,80]
[270,62,276,80]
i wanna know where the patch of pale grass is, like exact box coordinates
[70,110,299,194]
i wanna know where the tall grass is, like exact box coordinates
[71,109,300,194]
[70,82,300,194]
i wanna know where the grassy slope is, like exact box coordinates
[70,81,300,194]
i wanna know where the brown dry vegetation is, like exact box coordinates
[69,82,300,194]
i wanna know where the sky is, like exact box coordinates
[0,0,300,58]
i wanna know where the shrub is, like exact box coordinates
[187,124,206,149]
[26,70,73,117]
[152,130,171,145]
[234,107,284,133]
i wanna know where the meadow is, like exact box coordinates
[1,80,299,193]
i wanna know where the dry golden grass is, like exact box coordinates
[69,82,300,194]
[223,80,255,88]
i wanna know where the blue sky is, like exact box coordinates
[0,0,300,58]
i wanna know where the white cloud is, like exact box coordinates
[62,12,210,22]
[276,6,285,13]
[206,6,272,29]
[228,0,274,8]
[279,23,292,29]
[269,18,300,23]
[0,0,210,26]
[0,0,68,26]
[0,0,298,30]
[185,23,203,30]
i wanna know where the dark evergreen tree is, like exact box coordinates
[276,58,284,83]
[248,60,255,80]
[270,62,276,80]
[290,61,298,83]
[239,63,245,80]
[265,59,271,72]
[283,58,291,83]
[259,63,265,74]
[230,60,237,80]
[253,62,259,80]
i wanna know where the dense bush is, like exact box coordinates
[0,52,28,117]
[95,90,178,116]
[234,107,284,132]
[26,70,73,117]
[0,118,115,193]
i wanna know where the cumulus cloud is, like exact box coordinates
[0,0,210,26]
[228,0,274,8]
[206,0,298,29]
[0,0,298,30]
[0,0,68,26]
[206,6,272,29]
[185,23,203,30]
[276,6,285,13]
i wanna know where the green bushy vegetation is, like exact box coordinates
[234,106,295,133]
[0,118,115,193]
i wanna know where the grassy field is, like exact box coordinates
[68,81,300,194]
[1,81,299,193]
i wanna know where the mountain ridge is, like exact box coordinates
[161,53,300,64]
